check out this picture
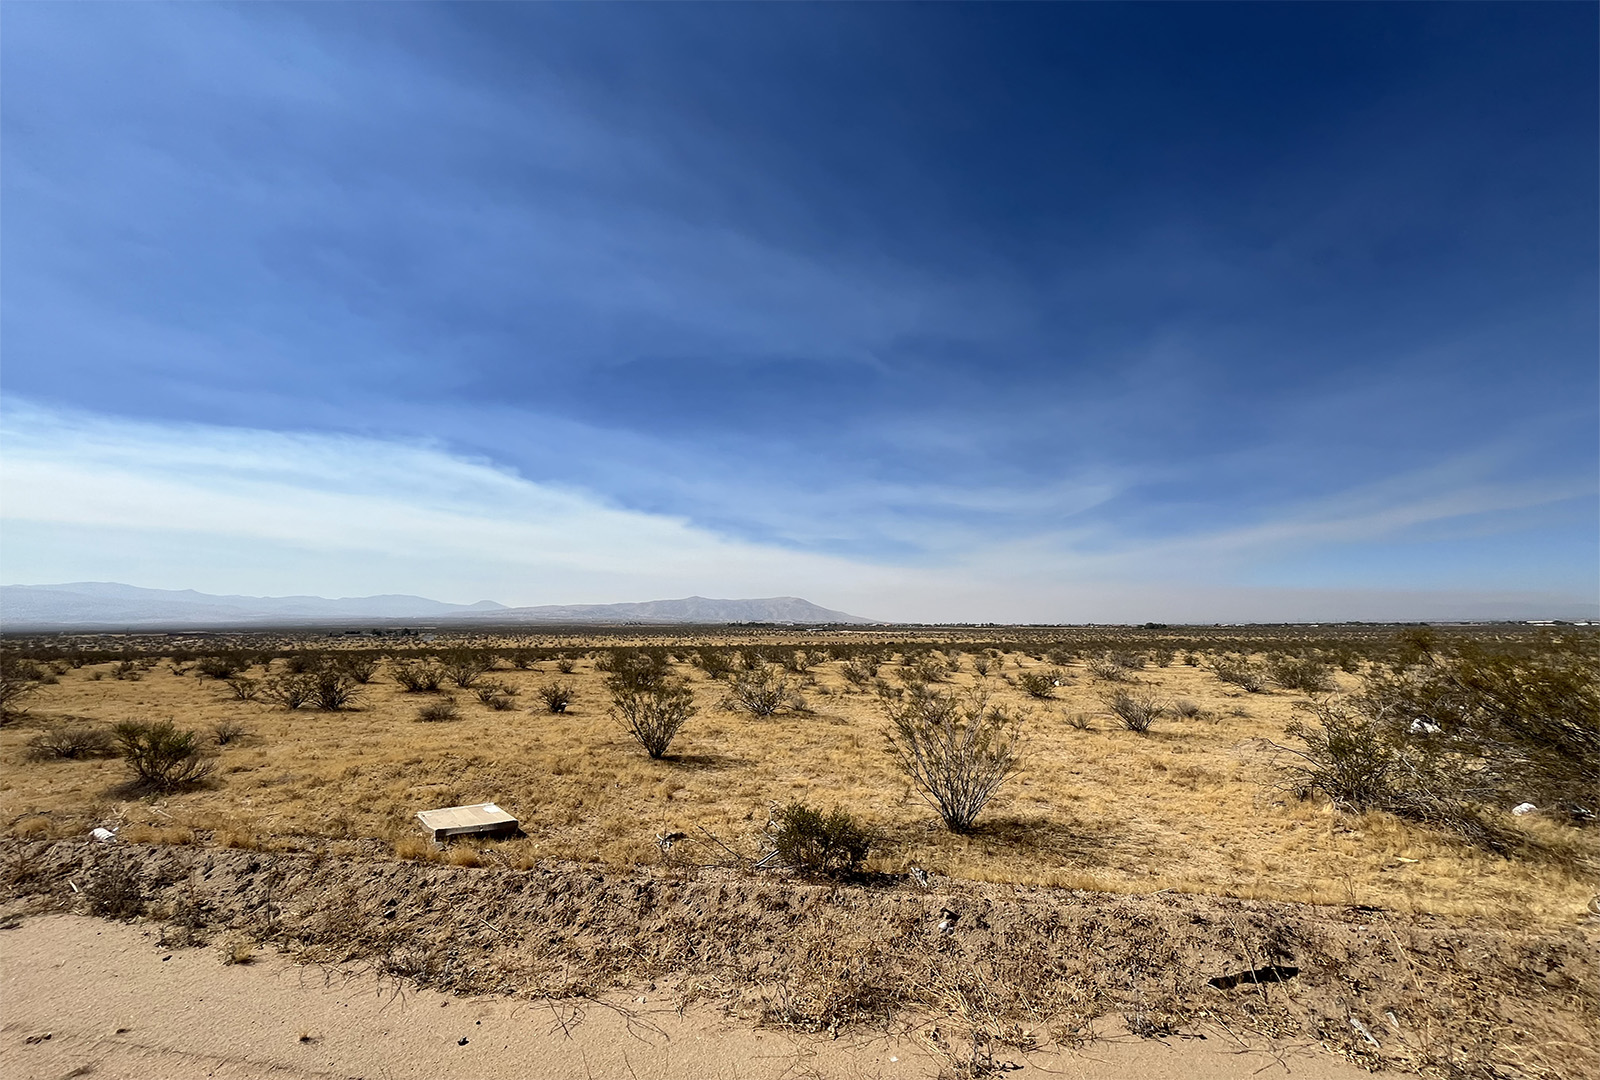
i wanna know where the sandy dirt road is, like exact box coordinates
[0,914,1401,1080]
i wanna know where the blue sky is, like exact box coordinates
[2,3,1595,622]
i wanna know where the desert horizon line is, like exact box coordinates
[2,580,1594,630]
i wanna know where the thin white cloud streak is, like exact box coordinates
[1,403,1591,622]
[0,403,902,605]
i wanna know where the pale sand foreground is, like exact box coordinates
[0,914,1396,1080]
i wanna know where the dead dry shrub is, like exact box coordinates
[212,719,247,745]
[27,723,116,760]
[415,699,460,723]
[224,676,260,701]
[761,918,899,1036]
[111,720,214,790]
[884,687,1024,833]
[81,853,146,919]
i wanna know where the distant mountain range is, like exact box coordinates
[0,582,877,629]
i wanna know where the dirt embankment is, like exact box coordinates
[4,839,1597,1079]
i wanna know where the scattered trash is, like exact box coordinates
[909,866,932,890]
[1586,896,1600,917]
[1348,1016,1380,1048]
[457,1037,469,1046]
[1208,965,1300,990]
[936,907,959,933]
[24,1032,52,1045]
[1511,802,1537,816]
[1395,857,1419,864]
[90,827,117,843]
[1409,719,1442,735]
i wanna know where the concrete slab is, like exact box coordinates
[416,802,519,841]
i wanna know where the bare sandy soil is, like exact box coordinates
[1,912,1402,1080]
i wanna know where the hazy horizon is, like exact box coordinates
[3,5,1595,624]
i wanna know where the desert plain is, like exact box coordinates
[1,624,1595,1079]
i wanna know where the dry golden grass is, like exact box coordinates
[2,644,1594,924]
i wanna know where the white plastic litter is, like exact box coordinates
[1511,803,1537,816]
[1409,719,1442,735]
[90,827,117,843]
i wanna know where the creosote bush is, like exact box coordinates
[1211,656,1267,693]
[693,648,738,679]
[770,802,873,877]
[392,660,445,693]
[195,653,247,680]
[1274,639,1600,844]
[1103,688,1167,733]
[441,648,496,689]
[1266,655,1336,694]
[1350,643,1598,823]
[1015,667,1067,699]
[612,679,696,759]
[474,682,518,710]
[336,654,380,684]
[0,658,41,723]
[111,720,214,791]
[262,673,317,710]
[537,682,574,714]
[1085,654,1134,682]
[1278,701,1405,811]
[280,650,325,675]
[28,723,116,760]
[839,655,880,689]
[883,687,1023,833]
[310,669,362,710]
[723,660,789,718]
[899,651,951,688]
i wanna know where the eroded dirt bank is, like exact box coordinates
[3,840,1596,1079]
